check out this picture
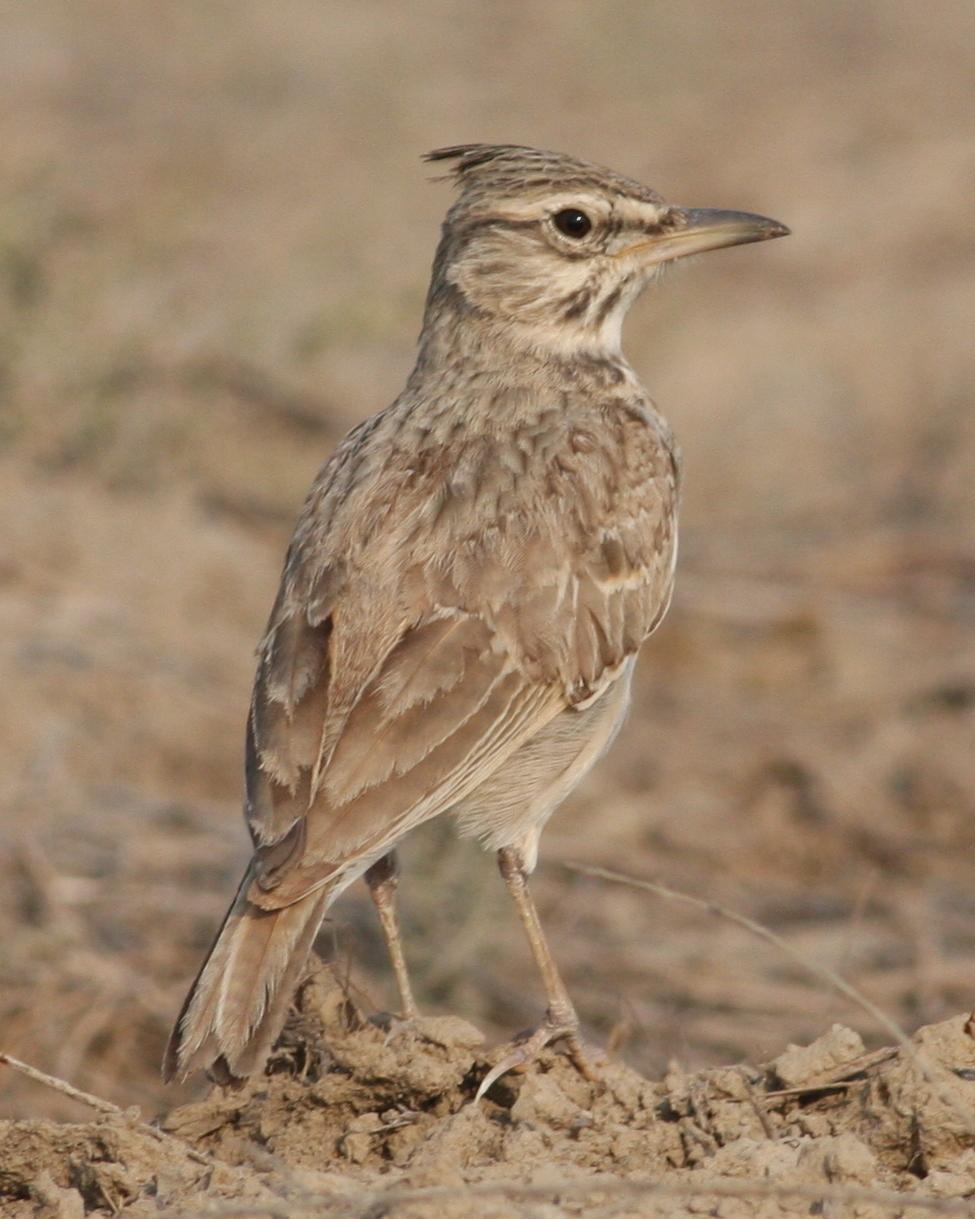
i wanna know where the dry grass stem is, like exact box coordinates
[0,1051,123,1117]
[142,1172,975,1219]
[0,1051,212,1168]
[567,862,975,1137]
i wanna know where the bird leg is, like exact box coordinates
[364,852,419,1020]
[477,845,598,1100]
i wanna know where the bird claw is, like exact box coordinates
[475,1012,602,1101]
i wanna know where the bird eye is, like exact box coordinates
[552,208,593,239]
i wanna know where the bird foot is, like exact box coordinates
[475,1009,602,1101]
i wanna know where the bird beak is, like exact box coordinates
[624,207,790,267]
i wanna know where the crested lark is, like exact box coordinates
[165,144,788,1089]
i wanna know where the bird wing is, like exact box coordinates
[244,593,567,909]
[239,398,678,910]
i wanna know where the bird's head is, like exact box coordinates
[425,144,788,356]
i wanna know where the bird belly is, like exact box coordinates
[451,658,634,870]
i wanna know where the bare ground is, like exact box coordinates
[2,2,975,1215]
[6,969,975,1217]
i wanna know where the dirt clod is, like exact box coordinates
[771,1024,867,1088]
[5,1012,975,1216]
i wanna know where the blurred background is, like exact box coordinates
[2,1,973,1119]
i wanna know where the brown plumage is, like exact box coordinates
[164,144,788,1087]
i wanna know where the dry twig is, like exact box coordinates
[0,1051,211,1166]
[0,1051,123,1116]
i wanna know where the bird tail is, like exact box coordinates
[163,868,333,1084]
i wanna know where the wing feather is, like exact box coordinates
[238,392,680,912]
[251,663,563,908]
[324,616,504,803]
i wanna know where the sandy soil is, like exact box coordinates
[2,2,974,1215]
[6,970,975,1216]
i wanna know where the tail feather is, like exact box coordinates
[163,869,333,1083]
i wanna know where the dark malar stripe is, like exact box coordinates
[594,284,623,327]
[561,286,596,321]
